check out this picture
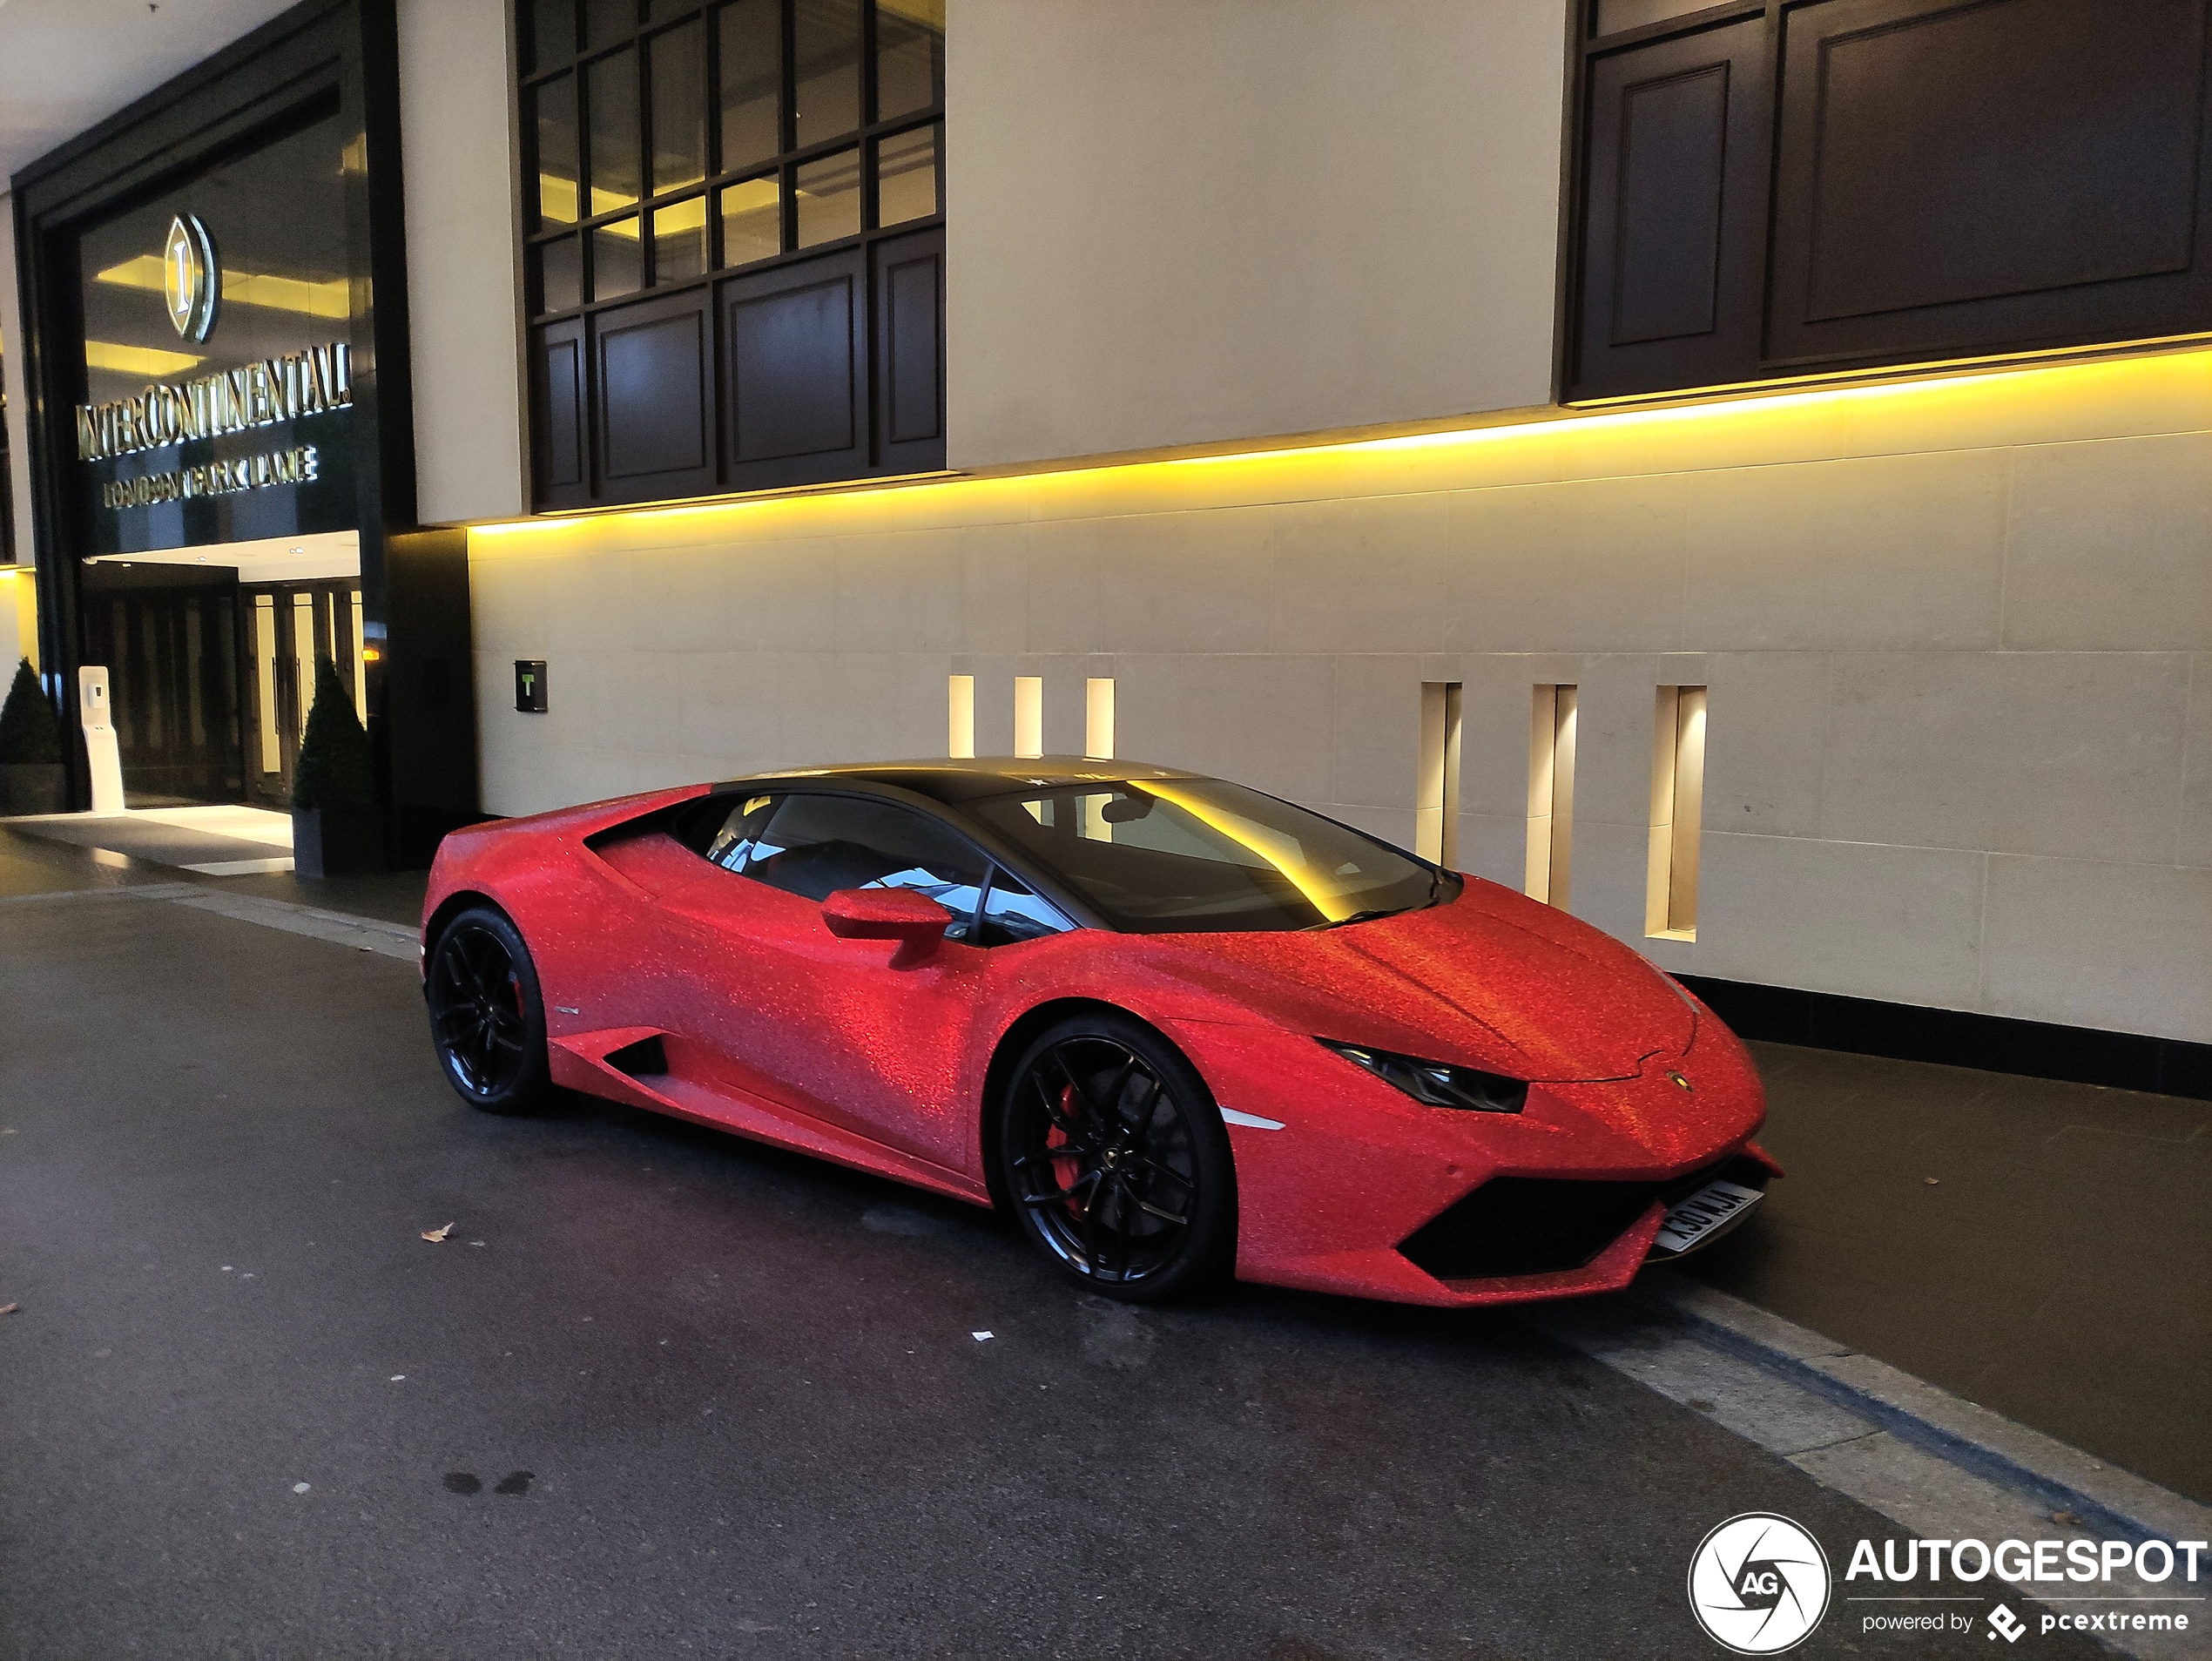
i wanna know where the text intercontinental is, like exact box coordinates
[76,341,350,463]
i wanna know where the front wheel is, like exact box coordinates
[425,906,552,1115]
[998,1013,1236,1303]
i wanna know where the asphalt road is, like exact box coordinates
[0,873,2113,1660]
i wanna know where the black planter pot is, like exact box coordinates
[293,807,385,878]
[1,762,65,816]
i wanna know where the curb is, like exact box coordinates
[1629,1268,2212,1550]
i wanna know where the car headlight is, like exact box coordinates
[1316,1038,1528,1114]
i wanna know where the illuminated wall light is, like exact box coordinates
[948,673,975,759]
[93,255,349,320]
[1013,676,1043,760]
[1646,686,1707,941]
[465,341,2212,555]
[84,341,203,377]
[350,593,368,722]
[1526,685,1577,908]
[1415,681,1463,867]
[292,594,315,738]
[0,568,38,672]
[536,174,650,230]
[1085,678,1115,760]
[253,596,281,774]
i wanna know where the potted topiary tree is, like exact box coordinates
[0,658,65,815]
[291,655,381,877]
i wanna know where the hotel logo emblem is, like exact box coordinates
[163,213,219,342]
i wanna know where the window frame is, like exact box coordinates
[517,0,944,328]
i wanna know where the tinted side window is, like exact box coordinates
[667,791,772,862]
[740,793,987,939]
[693,792,778,868]
[976,868,1075,947]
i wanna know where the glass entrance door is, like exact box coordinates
[243,579,367,807]
[79,564,244,807]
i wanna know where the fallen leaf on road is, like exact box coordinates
[2052,1510,2085,1528]
[0,1304,18,1315]
[421,1224,455,1243]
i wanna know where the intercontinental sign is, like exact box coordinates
[75,341,351,464]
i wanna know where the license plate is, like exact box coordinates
[1651,1178,1764,1257]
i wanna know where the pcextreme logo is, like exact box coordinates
[1688,1513,1833,1654]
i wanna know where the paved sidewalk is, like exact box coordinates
[1688,1043,2210,1505]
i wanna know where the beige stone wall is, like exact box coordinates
[469,348,2212,1044]
[397,0,527,526]
[944,0,1568,469]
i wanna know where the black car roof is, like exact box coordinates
[718,757,1199,807]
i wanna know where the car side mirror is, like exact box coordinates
[820,887,952,955]
[1101,794,1153,823]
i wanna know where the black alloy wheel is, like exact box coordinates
[1000,1014,1235,1302]
[426,906,552,1114]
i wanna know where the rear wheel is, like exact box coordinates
[998,1013,1235,1303]
[426,907,551,1115]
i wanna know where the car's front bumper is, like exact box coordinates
[1163,1016,1775,1308]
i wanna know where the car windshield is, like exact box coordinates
[968,778,1447,933]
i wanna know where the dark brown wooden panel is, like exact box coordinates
[873,226,945,475]
[1570,17,1771,399]
[724,249,867,489]
[590,288,718,504]
[1767,0,2212,367]
[1613,65,1729,344]
[532,317,589,508]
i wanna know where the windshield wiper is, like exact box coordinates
[1312,869,1450,930]
[1312,907,1406,930]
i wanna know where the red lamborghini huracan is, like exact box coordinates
[420,760,1777,1306]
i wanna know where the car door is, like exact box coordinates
[677,790,1000,1173]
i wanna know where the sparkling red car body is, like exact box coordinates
[421,764,1776,1308]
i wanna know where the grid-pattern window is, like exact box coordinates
[521,0,943,322]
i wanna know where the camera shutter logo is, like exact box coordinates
[1687,1513,1831,1654]
[163,214,219,342]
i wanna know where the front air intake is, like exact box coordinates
[1399,1155,1762,1281]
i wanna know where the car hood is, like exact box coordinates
[1148,878,1696,1082]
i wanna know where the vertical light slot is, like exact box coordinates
[1526,684,1577,907]
[253,597,280,773]
[1085,678,1115,760]
[1415,681,1463,866]
[1013,676,1043,759]
[351,594,368,722]
[948,673,975,758]
[184,602,206,746]
[1647,685,1706,939]
[292,594,315,737]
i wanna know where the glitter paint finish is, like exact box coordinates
[421,780,1771,1308]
